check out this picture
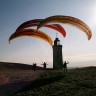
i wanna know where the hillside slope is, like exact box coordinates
[13,67,96,96]
[0,62,43,70]
[0,62,44,96]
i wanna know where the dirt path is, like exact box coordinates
[0,69,44,96]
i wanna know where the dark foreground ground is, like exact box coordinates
[11,67,96,96]
[0,69,44,96]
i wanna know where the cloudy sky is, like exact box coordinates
[0,0,96,68]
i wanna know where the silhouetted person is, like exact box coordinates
[41,62,48,70]
[33,63,36,71]
[63,61,69,72]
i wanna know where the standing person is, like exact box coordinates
[33,63,37,71]
[63,61,69,72]
[43,62,46,70]
[41,62,48,70]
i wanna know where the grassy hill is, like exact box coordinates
[0,62,44,96]
[0,62,43,70]
[12,66,96,96]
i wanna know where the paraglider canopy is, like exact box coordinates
[9,29,53,46]
[16,19,66,38]
[37,15,92,40]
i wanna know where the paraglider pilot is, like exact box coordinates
[63,61,69,72]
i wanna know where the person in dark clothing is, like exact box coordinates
[33,63,36,71]
[43,62,46,70]
[63,61,69,72]
[41,62,48,70]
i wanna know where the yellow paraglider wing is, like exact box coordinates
[9,29,53,46]
[37,15,92,40]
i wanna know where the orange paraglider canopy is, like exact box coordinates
[37,15,92,40]
[9,29,53,46]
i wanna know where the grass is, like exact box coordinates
[11,67,96,96]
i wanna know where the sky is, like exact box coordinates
[0,0,96,68]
